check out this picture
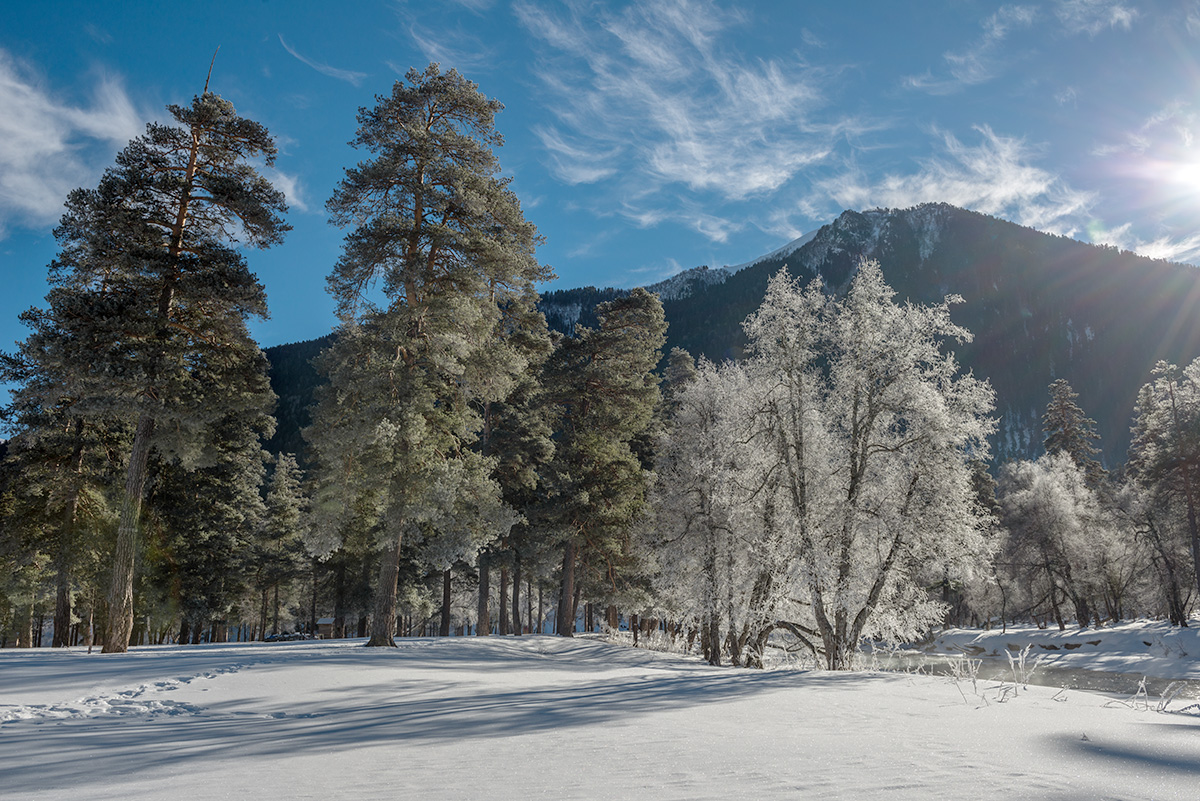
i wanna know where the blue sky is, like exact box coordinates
[2,0,1199,356]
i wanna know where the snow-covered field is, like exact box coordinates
[3,629,1200,800]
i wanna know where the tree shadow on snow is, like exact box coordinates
[0,638,889,793]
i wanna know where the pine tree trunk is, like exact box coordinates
[367,531,403,647]
[53,562,72,649]
[103,412,155,653]
[439,569,452,637]
[537,582,544,635]
[511,560,521,636]
[556,540,577,637]
[476,554,490,635]
[333,560,346,639]
[571,555,585,631]
[499,567,509,636]
[272,583,280,635]
[259,586,268,640]
[309,560,318,637]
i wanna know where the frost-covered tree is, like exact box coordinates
[761,262,994,668]
[1128,358,1200,609]
[474,346,556,637]
[1000,452,1124,628]
[306,64,550,647]
[653,261,994,669]
[1042,379,1105,485]
[644,262,993,668]
[7,81,287,652]
[642,359,763,664]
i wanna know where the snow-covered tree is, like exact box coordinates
[642,359,769,664]
[760,262,994,668]
[1128,358,1200,614]
[1042,379,1104,485]
[644,261,994,668]
[306,65,550,647]
[7,83,287,652]
[1000,452,1125,628]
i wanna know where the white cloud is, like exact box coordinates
[278,35,367,86]
[262,166,309,214]
[1129,233,1200,263]
[812,126,1095,236]
[1054,0,1138,35]
[903,5,1038,94]
[515,0,837,213]
[0,50,147,238]
[1086,220,1200,264]
[535,126,620,184]
[405,21,496,72]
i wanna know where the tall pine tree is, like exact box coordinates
[8,75,288,652]
[306,64,551,647]
[545,289,666,637]
[1042,379,1105,486]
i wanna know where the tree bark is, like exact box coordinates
[476,553,490,636]
[511,559,521,636]
[499,567,509,635]
[556,540,577,637]
[103,412,155,653]
[366,531,403,647]
[333,560,347,639]
[439,568,452,637]
[258,586,268,640]
[309,559,318,637]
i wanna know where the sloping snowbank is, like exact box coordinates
[2,632,1199,800]
[916,621,1200,679]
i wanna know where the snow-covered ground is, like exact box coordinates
[3,629,1200,800]
[915,621,1200,679]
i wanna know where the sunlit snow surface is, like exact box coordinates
[3,632,1200,800]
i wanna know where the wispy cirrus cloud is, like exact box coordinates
[903,5,1037,94]
[278,35,367,86]
[0,50,147,239]
[515,0,843,240]
[1053,0,1138,35]
[404,21,497,72]
[1088,220,1200,263]
[806,126,1095,236]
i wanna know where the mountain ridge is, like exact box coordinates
[266,202,1200,466]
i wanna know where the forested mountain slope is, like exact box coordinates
[267,203,1200,465]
